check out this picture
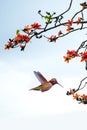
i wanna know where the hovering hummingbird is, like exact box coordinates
[29,71,63,92]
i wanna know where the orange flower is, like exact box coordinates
[69,88,75,95]
[22,35,30,43]
[80,51,87,62]
[63,50,79,63]
[14,34,30,43]
[67,20,73,26]
[63,55,72,63]
[66,26,74,32]
[67,50,79,58]
[20,45,26,51]
[48,35,58,42]
[58,30,63,36]
[23,25,32,33]
[4,41,13,50]
[76,17,82,25]
[14,34,23,43]
[31,22,41,29]
[73,93,79,99]
[81,94,87,99]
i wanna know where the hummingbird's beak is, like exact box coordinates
[57,82,64,88]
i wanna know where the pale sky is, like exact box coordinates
[0,0,87,130]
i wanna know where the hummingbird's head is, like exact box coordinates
[49,78,58,85]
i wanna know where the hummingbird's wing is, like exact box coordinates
[33,71,48,84]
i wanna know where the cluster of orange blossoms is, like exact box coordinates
[67,88,87,104]
[4,34,31,50]
[67,15,83,28]
[66,17,82,32]
[63,50,87,63]
[5,22,41,50]
[47,17,82,43]
[23,22,41,33]
[5,16,83,50]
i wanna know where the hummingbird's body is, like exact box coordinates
[30,82,52,92]
[30,71,63,92]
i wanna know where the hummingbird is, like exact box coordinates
[29,71,63,92]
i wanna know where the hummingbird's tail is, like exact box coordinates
[29,86,41,91]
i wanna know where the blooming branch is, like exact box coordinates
[4,1,87,51]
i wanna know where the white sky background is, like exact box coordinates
[0,0,87,130]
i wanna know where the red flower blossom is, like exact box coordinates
[69,88,75,95]
[73,93,79,99]
[81,94,87,99]
[63,55,72,63]
[4,41,13,50]
[81,51,87,62]
[67,20,73,26]
[66,26,74,32]
[63,50,79,63]
[67,50,79,58]
[76,17,82,25]
[58,30,63,36]
[14,34,30,43]
[23,25,32,33]
[31,22,41,29]
[20,45,26,51]
[23,35,30,42]
[48,35,58,42]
